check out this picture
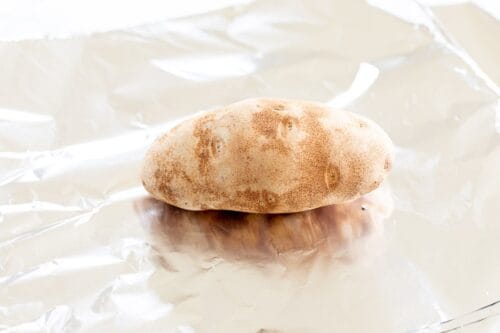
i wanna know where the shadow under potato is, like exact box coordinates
[135,187,393,263]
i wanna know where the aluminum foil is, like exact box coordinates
[1,1,499,332]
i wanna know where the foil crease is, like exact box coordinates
[1,1,499,332]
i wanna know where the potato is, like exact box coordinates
[142,98,394,213]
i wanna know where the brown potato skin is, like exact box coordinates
[142,98,394,213]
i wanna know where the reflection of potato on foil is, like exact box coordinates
[135,187,393,262]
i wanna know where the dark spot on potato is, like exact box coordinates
[367,179,381,192]
[324,163,340,191]
[262,190,279,208]
[384,156,392,171]
[282,117,294,132]
[270,103,285,112]
[193,114,216,175]
[210,137,223,156]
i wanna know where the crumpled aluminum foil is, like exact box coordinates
[1,1,499,332]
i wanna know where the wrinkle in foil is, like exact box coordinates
[1,1,500,332]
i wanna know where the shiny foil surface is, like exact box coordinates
[1,1,499,332]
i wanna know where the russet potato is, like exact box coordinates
[142,98,394,213]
